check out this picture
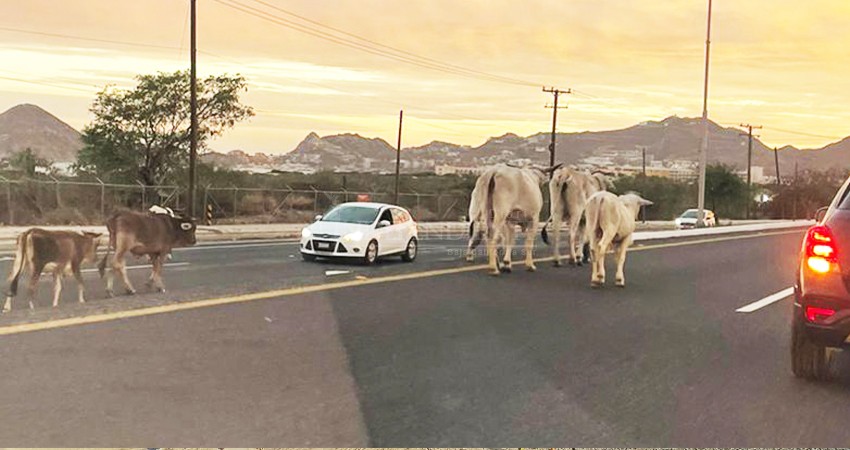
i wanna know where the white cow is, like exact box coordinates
[542,167,612,266]
[583,191,652,288]
[466,163,560,275]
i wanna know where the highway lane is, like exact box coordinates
[4,229,847,446]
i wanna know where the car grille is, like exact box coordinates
[312,233,340,239]
[312,239,337,252]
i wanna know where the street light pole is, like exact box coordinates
[188,0,198,218]
[696,0,713,227]
[394,109,403,205]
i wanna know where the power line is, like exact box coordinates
[212,0,542,88]
[762,126,842,141]
[0,75,94,93]
[246,0,542,88]
[0,26,181,52]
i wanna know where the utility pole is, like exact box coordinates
[739,123,762,219]
[394,109,403,205]
[641,146,647,176]
[773,146,781,186]
[188,0,198,218]
[696,0,713,227]
[543,87,570,175]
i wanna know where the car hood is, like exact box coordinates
[305,221,373,236]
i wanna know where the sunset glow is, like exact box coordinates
[2,0,850,154]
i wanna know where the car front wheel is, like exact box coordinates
[363,240,379,265]
[791,321,830,381]
[401,237,417,262]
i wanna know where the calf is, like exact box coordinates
[98,211,197,296]
[4,229,102,311]
[584,192,652,288]
[542,167,612,266]
[466,163,559,275]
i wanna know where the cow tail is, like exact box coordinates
[7,230,30,297]
[542,178,568,246]
[485,173,496,241]
[98,216,115,278]
[541,217,551,245]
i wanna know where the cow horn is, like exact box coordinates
[543,163,563,174]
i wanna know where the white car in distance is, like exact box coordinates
[675,208,716,229]
[300,202,419,265]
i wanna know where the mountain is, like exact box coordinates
[202,149,275,168]
[0,104,82,162]
[271,116,850,175]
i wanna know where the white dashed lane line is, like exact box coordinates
[735,287,795,313]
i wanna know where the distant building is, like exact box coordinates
[736,166,768,184]
[608,165,697,182]
[435,165,489,176]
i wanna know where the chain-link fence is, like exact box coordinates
[203,186,470,225]
[0,178,471,225]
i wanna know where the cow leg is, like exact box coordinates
[112,250,136,295]
[568,216,582,266]
[524,217,538,272]
[51,271,63,308]
[72,263,86,303]
[27,269,42,310]
[2,296,10,313]
[551,212,564,267]
[145,254,158,289]
[487,216,506,276]
[593,230,615,287]
[500,224,515,273]
[151,254,166,293]
[615,237,632,287]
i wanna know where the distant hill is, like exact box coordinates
[0,104,82,163]
[266,116,850,175]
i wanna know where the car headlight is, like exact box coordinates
[301,228,312,239]
[342,231,364,243]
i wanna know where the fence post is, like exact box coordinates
[96,177,105,220]
[50,175,61,208]
[232,186,238,217]
[311,186,319,215]
[137,181,146,209]
[0,176,12,225]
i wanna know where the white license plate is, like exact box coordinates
[316,242,332,250]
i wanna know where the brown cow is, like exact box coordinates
[4,229,102,312]
[98,211,197,296]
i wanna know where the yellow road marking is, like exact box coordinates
[0,228,805,336]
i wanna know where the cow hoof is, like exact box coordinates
[105,289,114,298]
[615,280,625,287]
[527,265,537,272]
[157,288,166,293]
[465,255,475,263]
[591,281,603,288]
[500,264,512,273]
[125,289,136,296]
[553,260,562,267]
[488,269,501,276]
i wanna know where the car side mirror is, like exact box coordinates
[814,206,829,223]
[314,214,323,222]
[377,220,391,228]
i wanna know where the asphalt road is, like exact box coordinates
[3,229,848,446]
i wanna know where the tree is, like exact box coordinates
[705,163,747,219]
[76,70,253,186]
[10,148,50,177]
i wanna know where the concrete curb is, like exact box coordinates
[0,220,812,253]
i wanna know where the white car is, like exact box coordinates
[675,208,716,229]
[300,202,419,265]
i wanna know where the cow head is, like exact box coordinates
[527,163,563,184]
[619,192,653,218]
[171,216,198,246]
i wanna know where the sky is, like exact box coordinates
[2,0,850,155]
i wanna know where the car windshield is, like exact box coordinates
[321,205,380,224]
[680,210,699,219]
